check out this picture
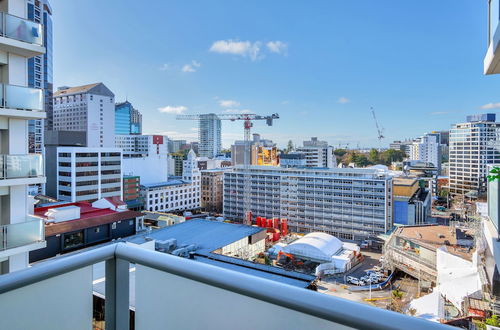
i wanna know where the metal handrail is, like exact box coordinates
[0,243,451,330]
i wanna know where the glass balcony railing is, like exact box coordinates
[0,12,43,46]
[0,84,43,111]
[0,154,44,179]
[0,218,44,251]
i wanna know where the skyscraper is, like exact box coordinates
[27,0,52,153]
[449,114,500,196]
[199,113,221,158]
[115,101,142,135]
[0,0,47,273]
[408,132,442,170]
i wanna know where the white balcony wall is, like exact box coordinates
[0,267,92,330]
[135,265,349,330]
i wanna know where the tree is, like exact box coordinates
[333,149,347,157]
[488,166,500,182]
[368,148,379,164]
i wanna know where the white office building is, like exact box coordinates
[53,83,115,148]
[0,0,47,273]
[408,132,442,169]
[199,113,221,158]
[224,166,393,240]
[117,134,170,185]
[56,147,123,202]
[141,150,201,212]
[449,114,500,196]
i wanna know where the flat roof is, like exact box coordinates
[395,225,474,260]
[126,219,263,255]
[393,177,418,186]
[141,179,189,189]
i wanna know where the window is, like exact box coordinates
[63,232,84,250]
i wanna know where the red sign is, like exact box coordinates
[153,135,164,145]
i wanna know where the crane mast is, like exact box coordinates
[177,113,279,225]
[371,107,385,142]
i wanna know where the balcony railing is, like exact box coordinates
[0,218,44,251]
[0,243,450,330]
[0,84,43,111]
[0,154,44,179]
[0,12,43,46]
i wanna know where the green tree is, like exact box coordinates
[333,148,347,157]
[285,140,294,154]
[368,148,379,164]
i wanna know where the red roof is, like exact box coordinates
[35,201,143,237]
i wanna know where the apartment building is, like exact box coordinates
[27,0,52,154]
[224,166,393,240]
[408,132,442,170]
[201,168,228,213]
[0,0,47,273]
[56,147,122,202]
[141,149,200,212]
[296,137,336,168]
[280,152,306,168]
[53,82,115,148]
[115,100,142,135]
[199,113,221,158]
[449,114,500,196]
[123,175,141,210]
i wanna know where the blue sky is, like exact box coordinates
[51,0,495,148]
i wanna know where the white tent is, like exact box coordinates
[284,232,343,262]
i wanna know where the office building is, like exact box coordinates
[408,132,442,170]
[201,168,228,213]
[0,0,47,273]
[56,147,123,202]
[295,138,336,169]
[231,134,277,166]
[168,153,185,176]
[141,150,200,212]
[449,114,500,196]
[27,0,52,153]
[199,113,221,158]
[115,101,142,135]
[224,166,393,240]
[168,139,187,153]
[53,82,115,147]
[392,178,431,226]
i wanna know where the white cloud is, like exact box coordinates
[182,60,201,73]
[222,109,254,114]
[266,41,288,54]
[209,39,262,61]
[431,111,449,115]
[337,97,350,104]
[480,102,500,109]
[158,105,188,114]
[159,63,171,71]
[219,99,240,108]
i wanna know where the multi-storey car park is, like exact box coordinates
[223,166,393,241]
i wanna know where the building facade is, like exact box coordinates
[280,153,307,168]
[408,132,442,170]
[224,166,393,240]
[141,150,200,213]
[123,175,142,210]
[115,101,142,135]
[0,0,47,273]
[53,83,115,148]
[449,114,500,196]
[56,147,123,202]
[295,145,336,168]
[393,178,431,226]
[199,113,221,158]
[27,0,52,153]
[201,169,227,213]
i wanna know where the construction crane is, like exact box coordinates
[371,107,385,142]
[177,113,279,225]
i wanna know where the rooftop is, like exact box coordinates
[141,179,190,189]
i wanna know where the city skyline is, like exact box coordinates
[50,0,496,147]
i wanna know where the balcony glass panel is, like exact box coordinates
[4,84,43,111]
[4,13,43,46]
[5,154,43,178]
[0,218,44,250]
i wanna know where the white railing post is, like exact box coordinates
[105,257,130,330]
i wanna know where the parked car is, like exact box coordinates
[346,276,360,285]
[373,265,382,272]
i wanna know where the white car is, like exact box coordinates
[346,276,360,285]
[373,265,382,272]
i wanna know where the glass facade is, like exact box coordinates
[115,101,142,135]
